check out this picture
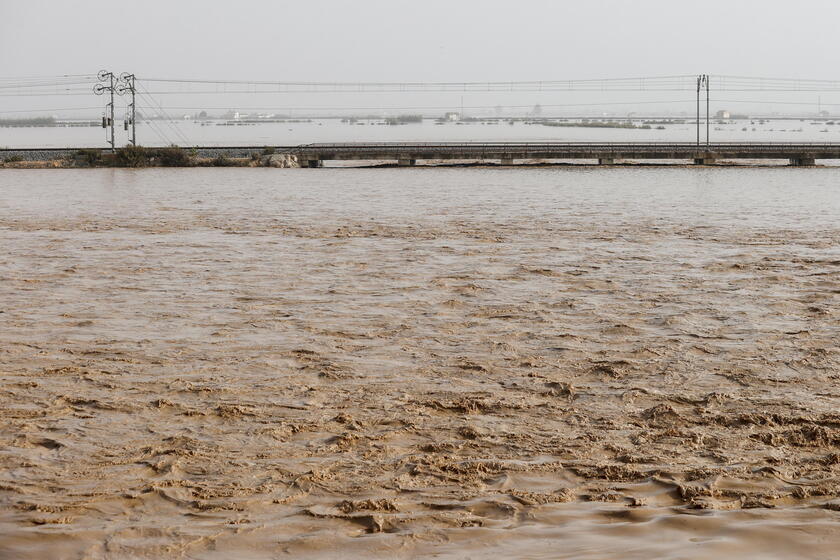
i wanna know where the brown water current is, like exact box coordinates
[1,167,839,559]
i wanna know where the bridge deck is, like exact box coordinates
[292,142,840,163]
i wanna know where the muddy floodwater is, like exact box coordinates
[1,167,840,559]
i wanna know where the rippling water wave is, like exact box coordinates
[1,167,839,558]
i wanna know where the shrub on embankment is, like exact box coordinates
[154,146,191,167]
[210,154,240,167]
[113,146,251,167]
[114,145,192,167]
[3,146,270,168]
[74,149,103,167]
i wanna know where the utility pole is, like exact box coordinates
[705,74,710,147]
[696,75,701,145]
[94,70,116,152]
[117,73,137,145]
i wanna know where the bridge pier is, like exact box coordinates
[397,158,416,167]
[694,157,716,165]
[598,158,615,165]
[789,157,815,166]
[301,159,323,168]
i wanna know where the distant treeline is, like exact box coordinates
[541,120,652,130]
[385,114,423,125]
[0,117,57,127]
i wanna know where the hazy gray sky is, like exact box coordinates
[3,0,840,116]
[3,0,840,80]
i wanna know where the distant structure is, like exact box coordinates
[443,112,460,122]
[715,109,749,120]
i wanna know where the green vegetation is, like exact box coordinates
[75,149,102,167]
[261,146,276,155]
[154,146,191,167]
[115,145,151,167]
[3,155,23,163]
[114,145,191,167]
[211,154,237,167]
[102,146,251,168]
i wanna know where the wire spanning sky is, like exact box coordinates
[3,0,840,117]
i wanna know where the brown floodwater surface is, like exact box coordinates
[1,167,839,559]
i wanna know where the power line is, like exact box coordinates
[137,74,699,93]
[0,107,101,114]
[0,80,97,90]
[136,74,840,93]
[136,109,175,146]
[141,74,695,86]
[137,85,191,145]
[0,90,94,97]
[714,98,840,107]
[0,73,96,80]
[133,99,696,113]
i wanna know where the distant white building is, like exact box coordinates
[716,110,731,119]
[444,112,460,122]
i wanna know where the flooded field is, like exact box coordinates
[1,167,839,558]
[5,116,840,148]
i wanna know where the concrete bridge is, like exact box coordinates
[292,142,840,167]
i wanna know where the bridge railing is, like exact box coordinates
[293,142,840,151]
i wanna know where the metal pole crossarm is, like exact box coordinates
[696,76,701,145]
[706,74,710,147]
[94,70,117,151]
[117,73,137,145]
